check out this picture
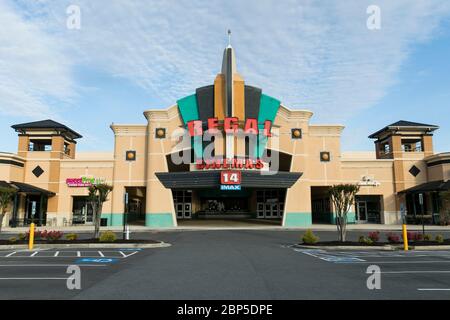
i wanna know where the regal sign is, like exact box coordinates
[187,117,272,137]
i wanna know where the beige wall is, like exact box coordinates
[2,100,445,227]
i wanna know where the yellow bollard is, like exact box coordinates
[28,223,35,250]
[402,224,408,251]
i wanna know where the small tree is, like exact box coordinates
[0,187,17,233]
[439,191,450,226]
[329,184,360,242]
[88,183,113,239]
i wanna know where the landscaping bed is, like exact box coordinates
[297,240,450,247]
[300,230,450,247]
[0,230,162,246]
[0,238,161,246]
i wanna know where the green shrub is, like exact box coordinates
[359,236,373,245]
[302,230,319,244]
[18,233,27,241]
[66,233,78,241]
[8,237,17,244]
[435,234,444,243]
[99,231,116,243]
[423,234,432,241]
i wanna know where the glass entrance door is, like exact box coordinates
[72,197,93,225]
[356,201,368,223]
[183,203,192,219]
[173,191,192,219]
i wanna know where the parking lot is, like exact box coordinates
[0,248,143,299]
[287,245,450,295]
[1,230,450,299]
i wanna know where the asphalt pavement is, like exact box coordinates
[1,230,450,299]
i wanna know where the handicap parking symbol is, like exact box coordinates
[76,258,118,264]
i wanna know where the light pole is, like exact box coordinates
[123,192,129,240]
[419,193,425,238]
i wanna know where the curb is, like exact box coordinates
[0,242,171,250]
[295,245,397,251]
[410,245,450,250]
[294,244,450,251]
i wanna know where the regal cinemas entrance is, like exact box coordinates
[157,170,299,226]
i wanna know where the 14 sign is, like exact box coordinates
[221,171,241,185]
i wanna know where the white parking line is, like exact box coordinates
[0,264,107,267]
[418,288,450,291]
[0,277,68,280]
[350,260,450,264]
[0,250,141,259]
[119,251,139,258]
[380,270,450,274]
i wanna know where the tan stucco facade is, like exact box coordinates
[1,47,448,228]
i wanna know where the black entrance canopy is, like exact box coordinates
[399,180,450,194]
[0,181,55,196]
[155,171,302,189]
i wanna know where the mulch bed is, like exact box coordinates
[300,240,450,246]
[0,239,160,245]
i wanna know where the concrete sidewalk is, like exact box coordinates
[1,222,450,233]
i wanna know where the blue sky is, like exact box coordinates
[0,0,450,153]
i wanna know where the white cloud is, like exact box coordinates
[3,0,450,123]
[0,1,75,117]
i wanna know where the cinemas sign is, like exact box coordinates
[196,158,264,170]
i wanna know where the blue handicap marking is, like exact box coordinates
[76,258,118,264]
[323,256,364,263]
[119,248,142,251]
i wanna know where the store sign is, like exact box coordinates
[358,176,380,187]
[66,177,105,187]
[187,117,272,137]
[196,158,264,170]
[220,171,241,190]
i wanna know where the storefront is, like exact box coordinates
[0,43,449,228]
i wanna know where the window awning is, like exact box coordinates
[399,180,450,194]
[0,181,55,196]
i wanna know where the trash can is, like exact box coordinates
[100,218,108,226]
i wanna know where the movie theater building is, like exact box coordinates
[1,44,449,228]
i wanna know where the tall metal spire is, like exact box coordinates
[221,31,237,117]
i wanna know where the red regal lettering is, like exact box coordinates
[263,120,272,137]
[187,120,203,136]
[224,117,239,134]
[244,118,258,134]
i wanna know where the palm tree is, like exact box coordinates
[329,184,360,242]
[0,187,17,233]
[88,183,113,239]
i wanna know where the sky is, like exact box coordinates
[0,0,450,153]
